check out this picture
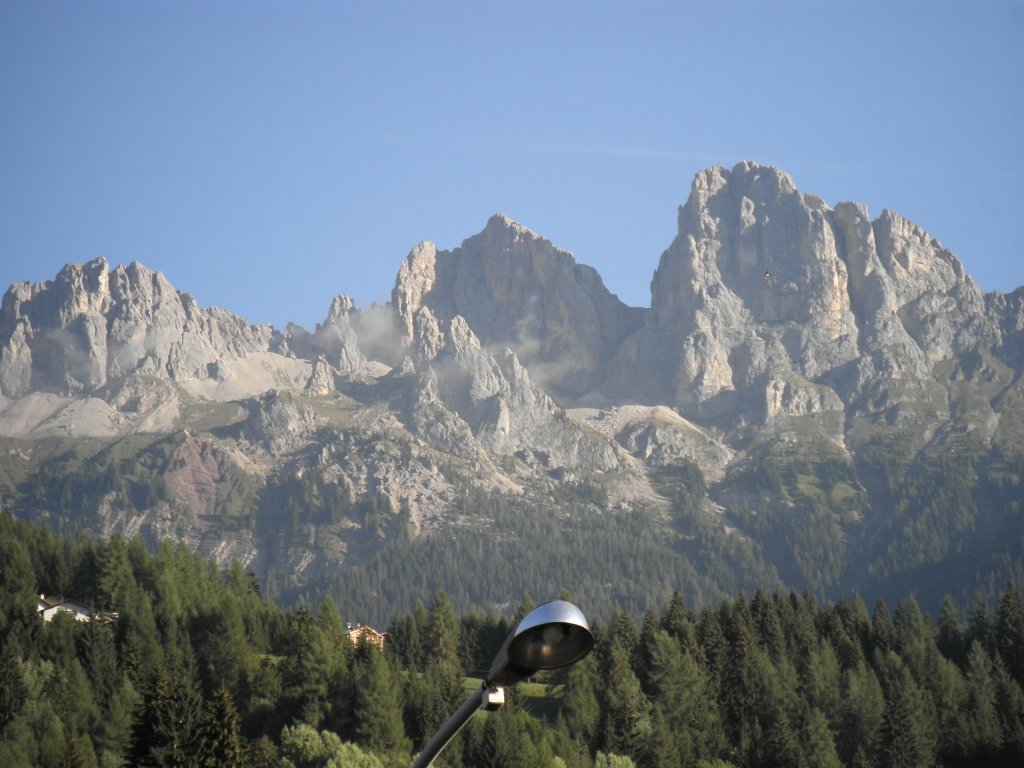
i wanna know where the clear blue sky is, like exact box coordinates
[2,1,1021,331]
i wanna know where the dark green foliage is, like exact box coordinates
[995,582,1024,684]
[129,648,207,767]
[3,515,1024,768]
[293,485,784,627]
[599,642,652,764]
[0,525,38,655]
[561,652,601,750]
[0,644,27,728]
[200,687,248,768]
[351,643,410,755]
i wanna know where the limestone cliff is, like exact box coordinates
[393,214,644,396]
[0,258,276,400]
[606,161,1011,422]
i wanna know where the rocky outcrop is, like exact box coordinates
[393,214,644,396]
[403,311,619,471]
[605,161,1011,421]
[311,295,368,377]
[0,258,275,399]
[304,357,337,396]
[988,286,1024,366]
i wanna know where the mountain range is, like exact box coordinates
[2,161,1021,624]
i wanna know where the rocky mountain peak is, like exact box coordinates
[605,160,1008,419]
[391,214,644,397]
[393,241,438,340]
[0,256,276,399]
[321,295,356,327]
[480,212,543,243]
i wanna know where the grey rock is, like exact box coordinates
[393,215,644,396]
[606,161,1012,423]
[0,258,275,398]
[304,357,337,396]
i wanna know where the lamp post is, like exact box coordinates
[411,599,594,768]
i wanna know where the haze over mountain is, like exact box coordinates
[1,162,1021,623]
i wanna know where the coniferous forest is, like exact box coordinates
[2,512,1023,768]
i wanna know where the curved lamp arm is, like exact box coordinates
[411,684,488,768]
[410,600,593,768]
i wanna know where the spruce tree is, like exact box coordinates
[995,582,1024,685]
[351,643,410,756]
[660,591,692,646]
[600,642,652,766]
[79,622,119,710]
[561,652,601,750]
[646,629,721,764]
[800,708,843,768]
[0,643,27,727]
[954,641,1002,763]
[936,596,965,667]
[129,651,207,767]
[879,662,934,768]
[200,687,248,768]
[992,657,1024,765]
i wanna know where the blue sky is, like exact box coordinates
[2,0,1021,331]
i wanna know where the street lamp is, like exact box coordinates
[411,599,594,768]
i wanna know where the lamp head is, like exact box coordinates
[487,600,593,686]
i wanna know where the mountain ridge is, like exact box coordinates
[1,160,1021,621]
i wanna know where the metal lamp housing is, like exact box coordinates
[487,600,593,686]
[412,599,593,768]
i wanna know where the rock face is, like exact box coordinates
[0,259,275,399]
[393,214,644,396]
[605,162,1010,421]
[405,310,618,470]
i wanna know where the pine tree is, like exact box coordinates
[351,643,410,756]
[696,606,726,698]
[936,596,965,667]
[97,535,135,612]
[992,657,1024,765]
[418,657,466,765]
[968,594,993,653]
[94,677,139,768]
[800,708,842,768]
[751,589,784,663]
[0,643,27,727]
[79,622,119,710]
[803,640,842,728]
[995,582,1024,685]
[879,661,935,768]
[0,532,38,653]
[425,592,462,673]
[278,604,348,731]
[660,591,692,647]
[648,707,681,768]
[951,641,1002,763]
[561,652,601,750]
[129,651,207,767]
[46,658,100,755]
[760,706,800,768]
[645,629,721,764]
[720,624,766,761]
[871,599,895,655]
[836,662,885,767]
[609,609,641,672]
[199,687,248,768]
[600,642,652,766]
[638,610,662,689]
